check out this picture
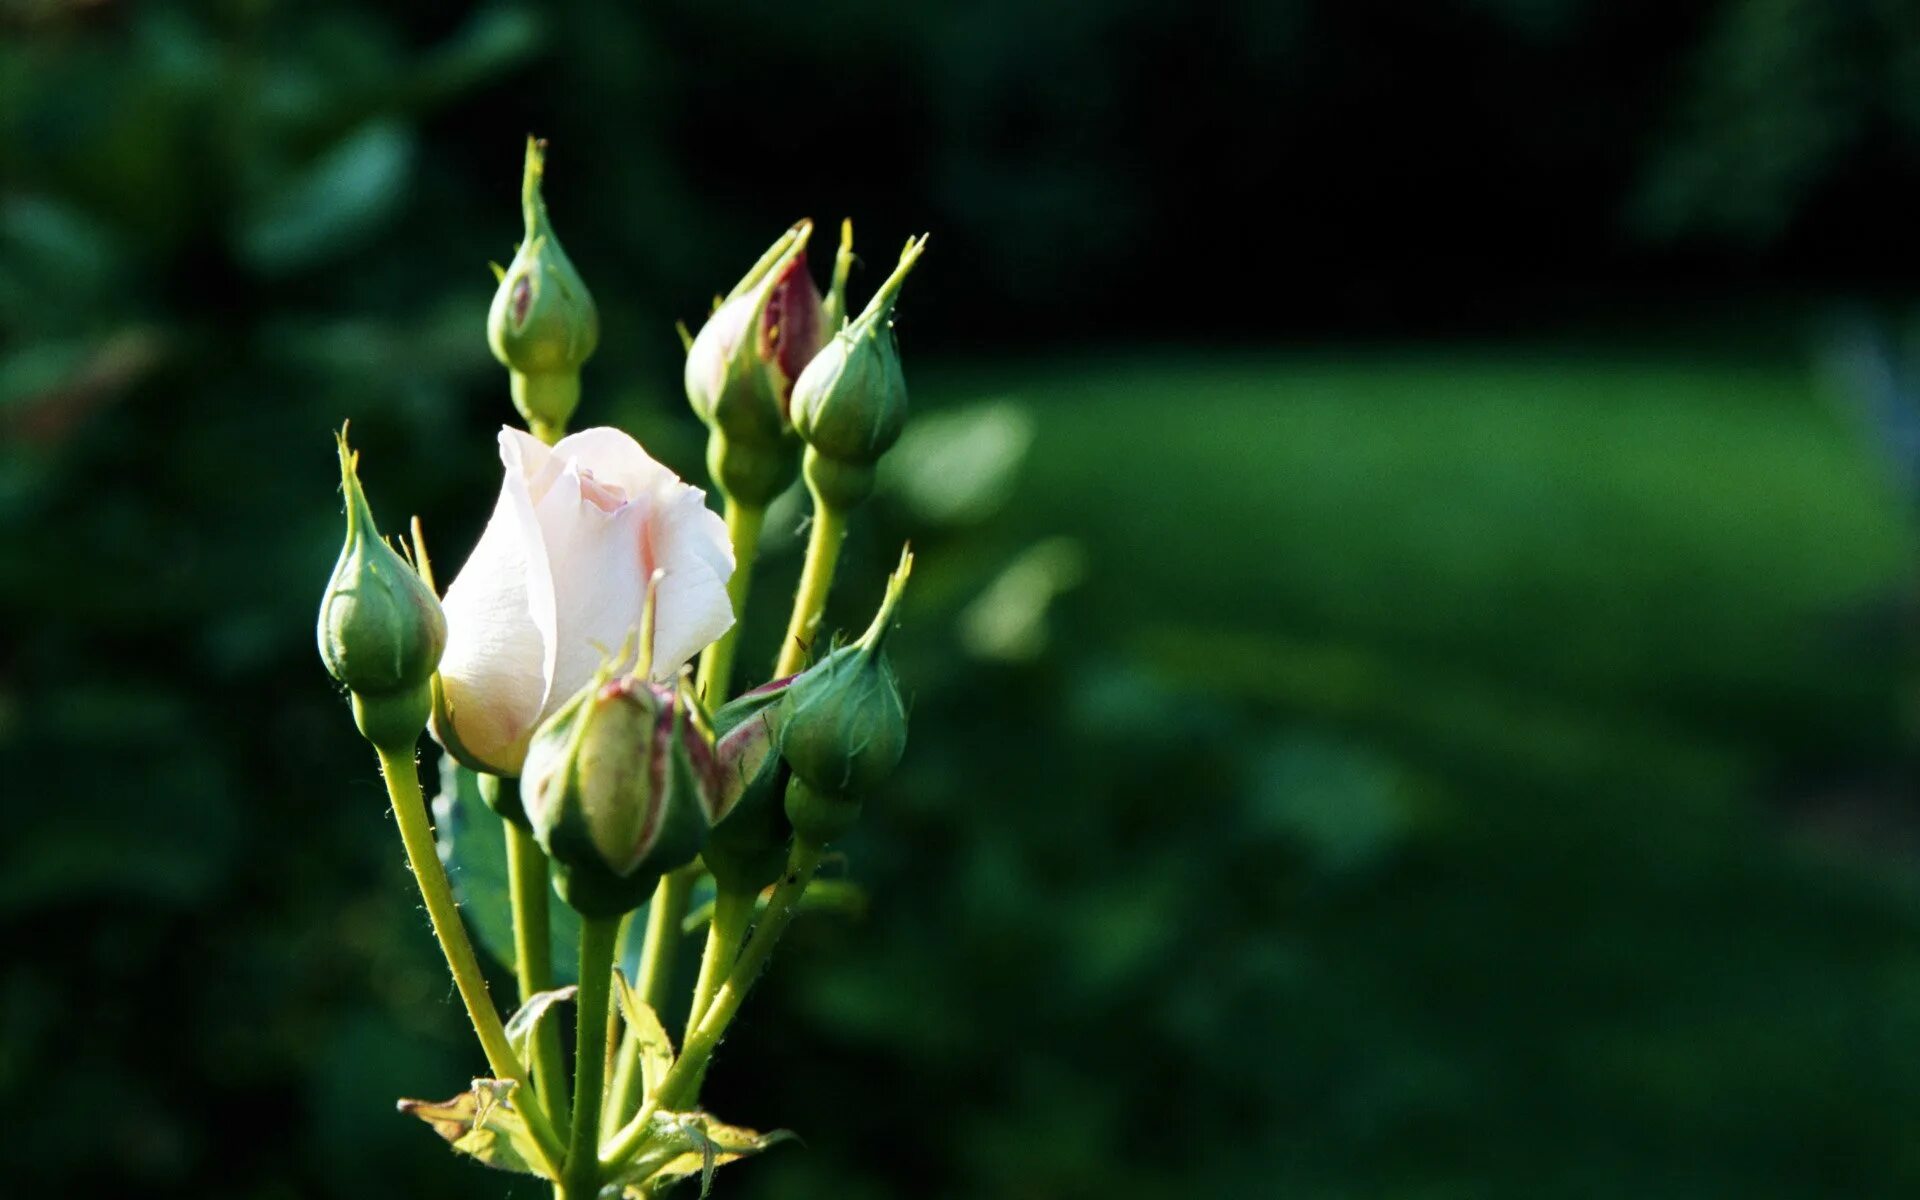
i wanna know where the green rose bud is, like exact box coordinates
[488,136,599,441]
[683,220,826,505]
[520,669,714,918]
[790,235,925,511]
[778,549,912,844]
[703,674,797,893]
[317,428,446,752]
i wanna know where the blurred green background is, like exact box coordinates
[6,1,1920,1196]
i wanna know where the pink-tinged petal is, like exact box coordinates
[529,455,653,720]
[643,484,735,679]
[548,427,679,500]
[433,430,558,775]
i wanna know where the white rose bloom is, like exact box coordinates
[432,426,734,776]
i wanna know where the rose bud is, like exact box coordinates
[520,670,714,918]
[683,220,826,505]
[703,675,797,893]
[487,136,599,442]
[432,426,734,779]
[317,428,447,752]
[778,548,912,844]
[519,578,715,917]
[790,234,926,512]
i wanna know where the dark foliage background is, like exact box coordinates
[5,1,1920,1197]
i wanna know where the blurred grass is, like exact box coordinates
[975,350,1914,784]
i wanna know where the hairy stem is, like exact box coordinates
[774,500,847,678]
[374,746,564,1173]
[562,914,621,1200]
[685,885,755,1037]
[504,815,570,1129]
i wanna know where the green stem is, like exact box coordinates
[774,499,848,678]
[685,885,755,1037]
[695,500,766,708]
[513,371,579,446]
[602,840,824,1170]
[504,815,571,1130]
[638,868,696,1014]
[563,914,621,1200]
[373,746,565,1174]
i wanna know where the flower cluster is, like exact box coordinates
[314,138,927,1197]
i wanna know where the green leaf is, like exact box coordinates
[877,400,1034,526]
[238,120,416,274]
[431,755,582,982]
[609,1110,795,1198]
[503,985,575,1069]
[612,973,676,1094]
[397,1078,554,1178]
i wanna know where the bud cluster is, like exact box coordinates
[682,222,926,516]
[316,139,934,1199]
[510,549,915,918]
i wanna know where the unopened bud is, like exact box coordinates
[778,549,912,843]
[684,221,825,504]
[520,669,714,917]
[317,429,446,751]
[790,235,925,511]
[703,675,797,893]
[488,137,599,439]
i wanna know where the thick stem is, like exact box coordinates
[505,816,571,1129]
[562,914,621,1200]
[602,840,824,1170]
[374,746,564,1173]
[774,498,848,678]
[695,500,766,708]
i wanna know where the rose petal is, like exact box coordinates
[434,430,559,774]
[530,455,653,720]
[644,484,735,679]
[549,427,680,500]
